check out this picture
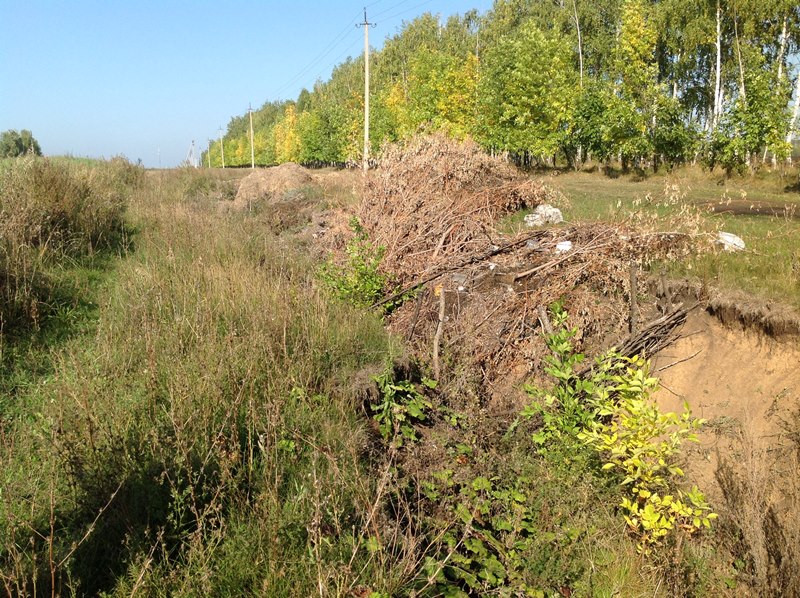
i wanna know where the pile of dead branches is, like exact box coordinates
[378,221,695,404]
[359,134,556,287]
[323,135,704,407]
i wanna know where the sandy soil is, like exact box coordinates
[654,310,800,589]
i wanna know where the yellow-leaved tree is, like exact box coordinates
[273,104,301,163]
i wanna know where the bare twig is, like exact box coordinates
[58,479,125,568]
[655,349,703,373]
[433,288,446,379]
[629,261,639,334]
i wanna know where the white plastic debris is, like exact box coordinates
[524,204,564,227]
[488,262,497,271]
[555,240,573,254]
[717,231,745,252]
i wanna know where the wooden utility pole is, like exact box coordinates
[357,8,375,172]
[218,127,225,169]
[249,103,255,169]
[207,140,212,168]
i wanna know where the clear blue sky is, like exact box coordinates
[1,0,493,167]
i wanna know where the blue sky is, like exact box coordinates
[1,0,493,167]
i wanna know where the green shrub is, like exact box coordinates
[0,157,139,330]
[371,369,436,447]
[320,217,387,307]
[523,304,716,552]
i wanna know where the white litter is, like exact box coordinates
[525,204,564,227]
[555,241,573,254]
[717,231,745,252]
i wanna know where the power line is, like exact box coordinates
[372,0,417,19]
[377,0,437,22]
[267,10,364,100]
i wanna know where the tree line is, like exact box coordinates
[204,0,800,174]
[0,129,42,158]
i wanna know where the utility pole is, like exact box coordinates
[186,140,197,168]
[207,140,212,168]
[357,8,375,172]
[249,103,255,169]
[218,127,225,169]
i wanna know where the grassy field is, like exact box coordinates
[2,160,790,596]
[523,167,800,309]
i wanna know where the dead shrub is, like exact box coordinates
[338,135,699,403]
[359,133,556,287]
[715,428,800,596]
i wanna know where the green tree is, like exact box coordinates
[1,129,42,157]
[273,104,301,163]
[477,20,577,164]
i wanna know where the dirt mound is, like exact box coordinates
[233,163,317,209]
[708,290,800,337]
[654,311,800,594]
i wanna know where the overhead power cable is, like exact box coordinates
[268,9,363,100]
[377,0,437,22]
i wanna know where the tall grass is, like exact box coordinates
[0,157,141,331]
[1,170,403,596]
[2,166,747,596]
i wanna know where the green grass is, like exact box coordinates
[1,169,405,596]
[1,162,755,596]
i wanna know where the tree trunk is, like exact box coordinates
[732,8,746,102]
[713,0,723,129]
[787,73,800,165]
[777,16,788,83]
[572,0,584,88]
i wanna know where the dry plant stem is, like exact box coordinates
[433,289,446,379]
[344,452,397,595]
[629,261,639,334]
[654,349,703,373]
[127,537,160,598]
[372,231,549,309]
[57,480,124,569]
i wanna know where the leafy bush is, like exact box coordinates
[523,304,716,552]
[0,157,140,330]
[371,369,435,447]
[320,216,387,307]
[578,355,717,551]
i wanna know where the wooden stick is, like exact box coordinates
[629,261,639,334]
[433,288,446,379]
[406,286,428,341]
[537,305,554,336]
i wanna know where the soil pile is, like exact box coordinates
[233,163,317,209]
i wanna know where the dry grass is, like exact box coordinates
[1,169,405,596]
[0,157,141,331]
